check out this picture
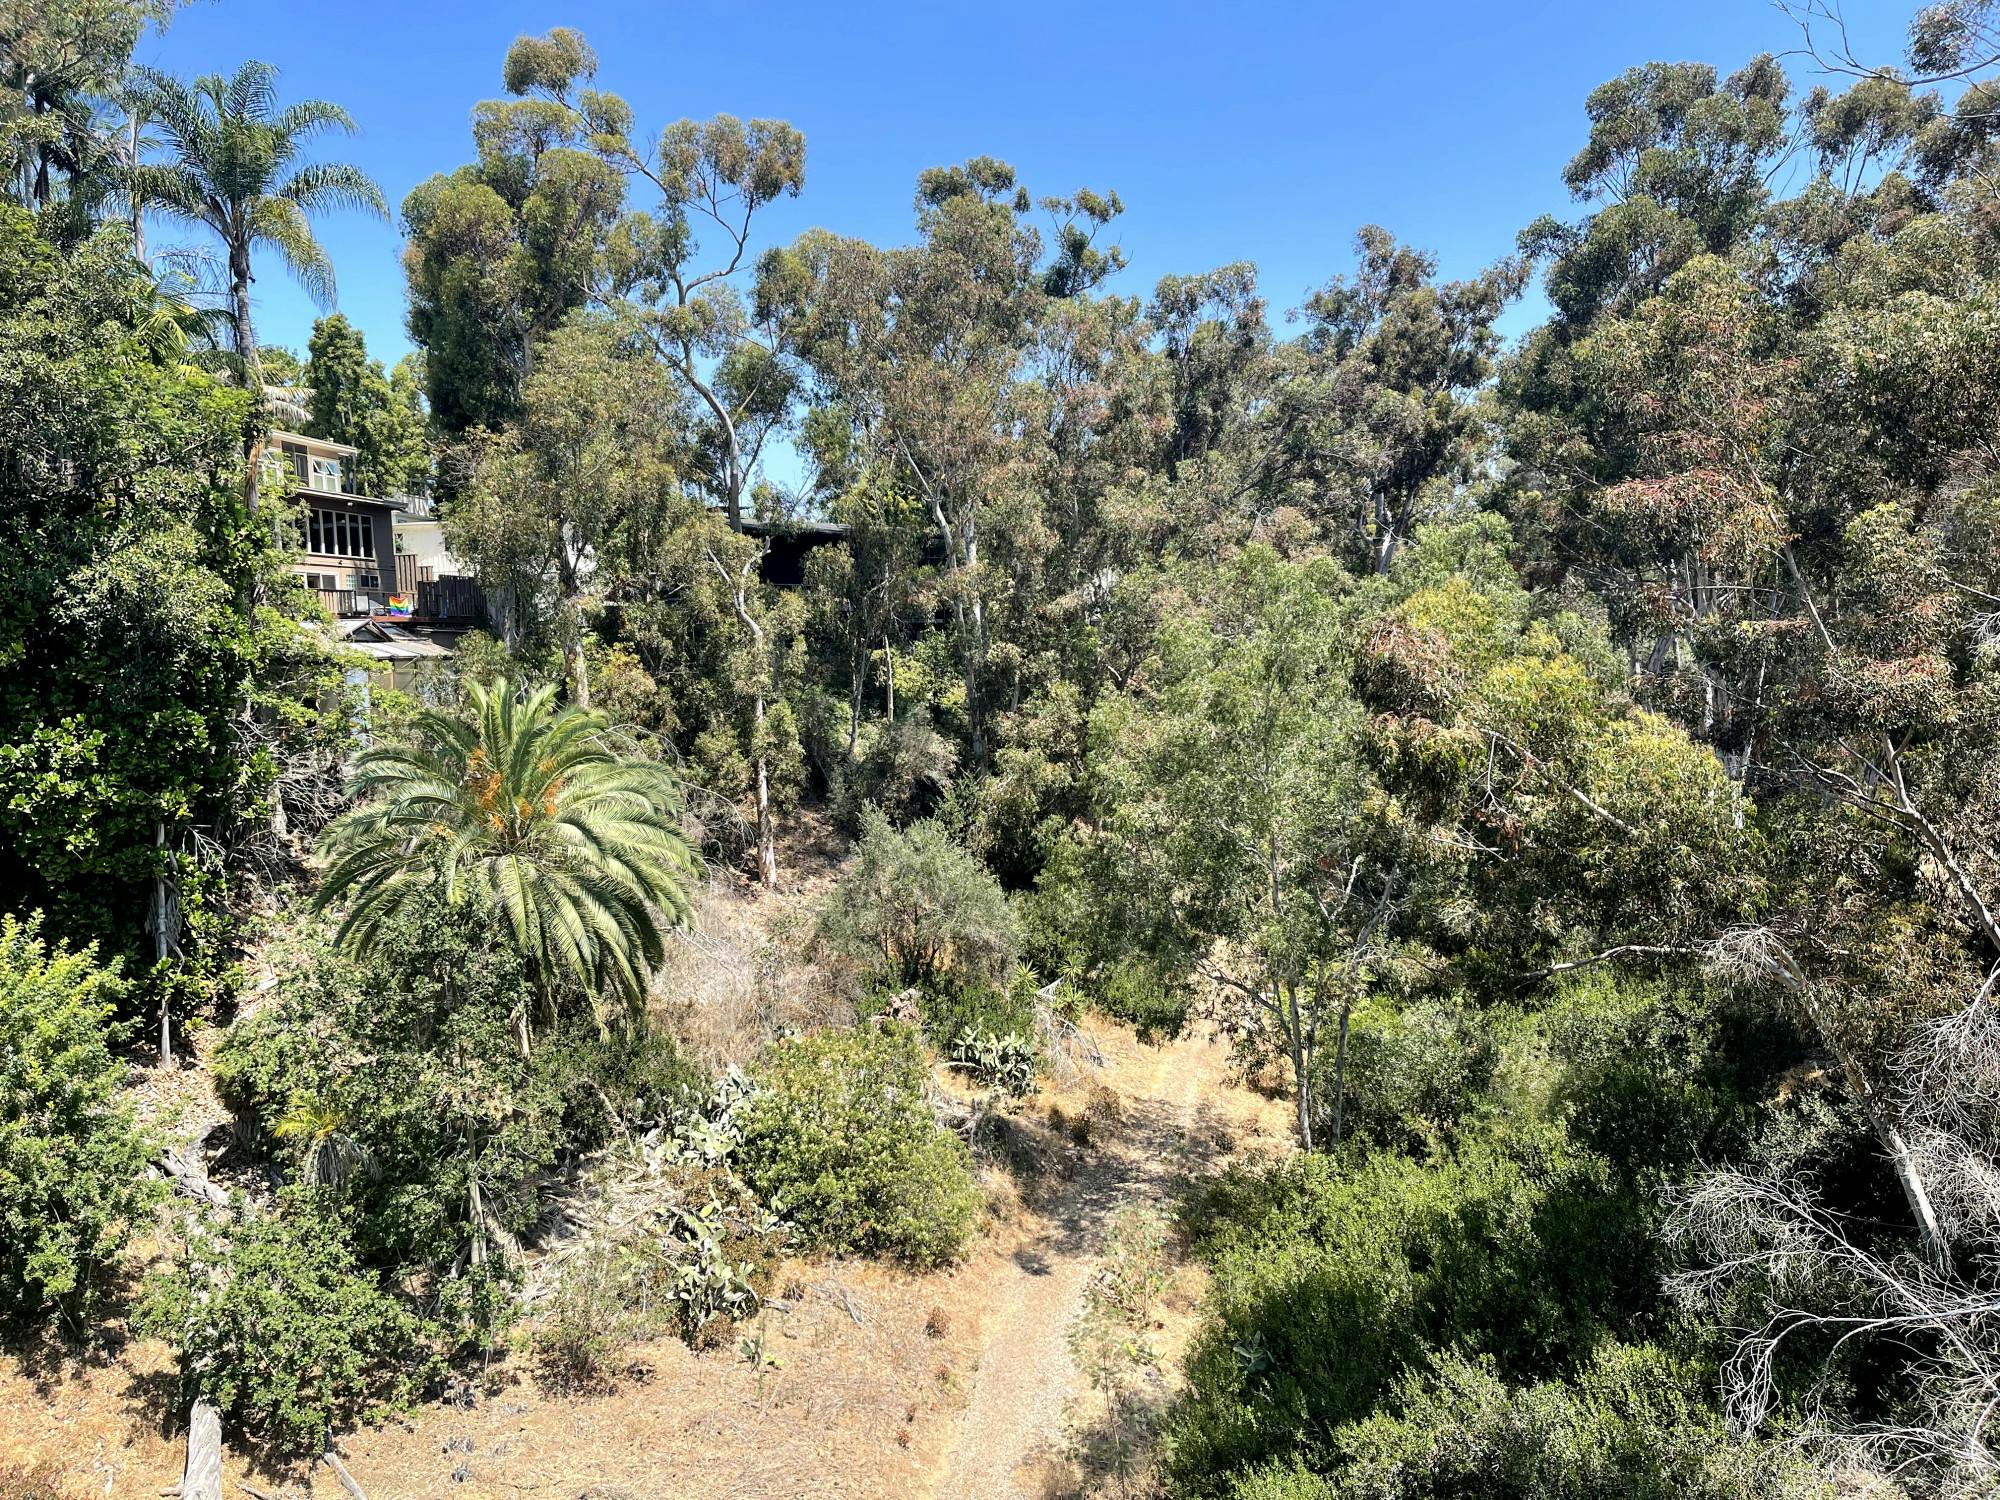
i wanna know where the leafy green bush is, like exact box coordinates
[1165,1125,1659,1491]
[1020,839,1190,1037]
[818,807,1018,991]
[1093,956,1193,1040]
[831,711,960,829]
[737,1025,979,1266]
[215,897,704,1288]
[0,913,158,1328]
[904,965,1037,1049]
[1540,972,1795,1179]
[1309,996,1499,1156]
[139,1192,437,1455]
[1273,1344,1821,1500]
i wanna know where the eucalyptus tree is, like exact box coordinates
[596,108,805,531]
[760,159,1125,762]
[1262,227,1525,575]
[0,0,171,236]
[316,677,699,1037]
[399,27,625,433]
[1499,24,2000,1472]
[448,313,685,707]
[130,61,385,399]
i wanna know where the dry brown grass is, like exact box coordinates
[653,808,856,1073]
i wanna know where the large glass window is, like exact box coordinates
[303,507,373,559]
[309,456,344,493]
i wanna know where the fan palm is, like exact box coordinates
[128,60,385,404]
[316,678,700,1029]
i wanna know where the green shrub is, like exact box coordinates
[1309,996,1499,1156]
[1314,1344,1822,1500]
[1094,956,1192,1040]
[737,1025,979,1266]
[906,965,1037,1050]
[1225,1463,1338,1500]
[830,711,960,829]
[139,1192,437,1455]
[1021,839,1193,1040]
[0,913,159,1328]
[818,807,1018,991]
[1165,1125,1659,1491]
[1540,972,1793,1179]
[215,897,704,1290]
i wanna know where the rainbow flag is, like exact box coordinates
[383,594,413,620]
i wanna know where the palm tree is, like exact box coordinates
[316,678,700,1032]
[129,60,385,430]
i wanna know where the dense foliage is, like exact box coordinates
[0,915,157,1328]
[10,0,2000,1491]
[315,676,700,1028]
[139,1190,438,1456]
[737,1025,980,1266]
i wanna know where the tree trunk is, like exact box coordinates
[847,649,863,758]
[231,245,264,523]
[564,627,590,710]
[153,820,177,1068]
[1285,988,1314,1152]
[753,707,778,889]
[1329,1000,1353,1146]
[883,637,895,723]
[128,115,146,263]
[711,547,779,888]
[183,1397,223,1500]
[1876,1110,1949,1270]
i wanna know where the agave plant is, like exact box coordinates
[316,677,699,1029]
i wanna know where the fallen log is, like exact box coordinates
[158,1140,230,1209]
[321,1444,370,1500]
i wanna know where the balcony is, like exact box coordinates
[315,587,388,619]
[313,576,484,625]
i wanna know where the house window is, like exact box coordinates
[301,571,337,590]
[309,456,344,493]
[259,451,292,491]
[303,507,374,559]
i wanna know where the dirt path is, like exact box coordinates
[930,1025,1276,1500]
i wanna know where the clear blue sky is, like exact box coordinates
[136,0,1913,369]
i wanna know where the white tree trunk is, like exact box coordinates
[183,1397,223,1500]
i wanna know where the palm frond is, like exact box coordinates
[248,196,336,307]
[278,160,387,220]
[271,99,361,144]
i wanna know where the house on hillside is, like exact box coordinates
[392,489,467,593]
[263,430,483,632]
[261,430,484,715]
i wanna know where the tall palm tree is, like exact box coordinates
[129,60,385,451]
[316,678,700,1031]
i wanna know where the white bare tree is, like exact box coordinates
[1667,962,2000,1495]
